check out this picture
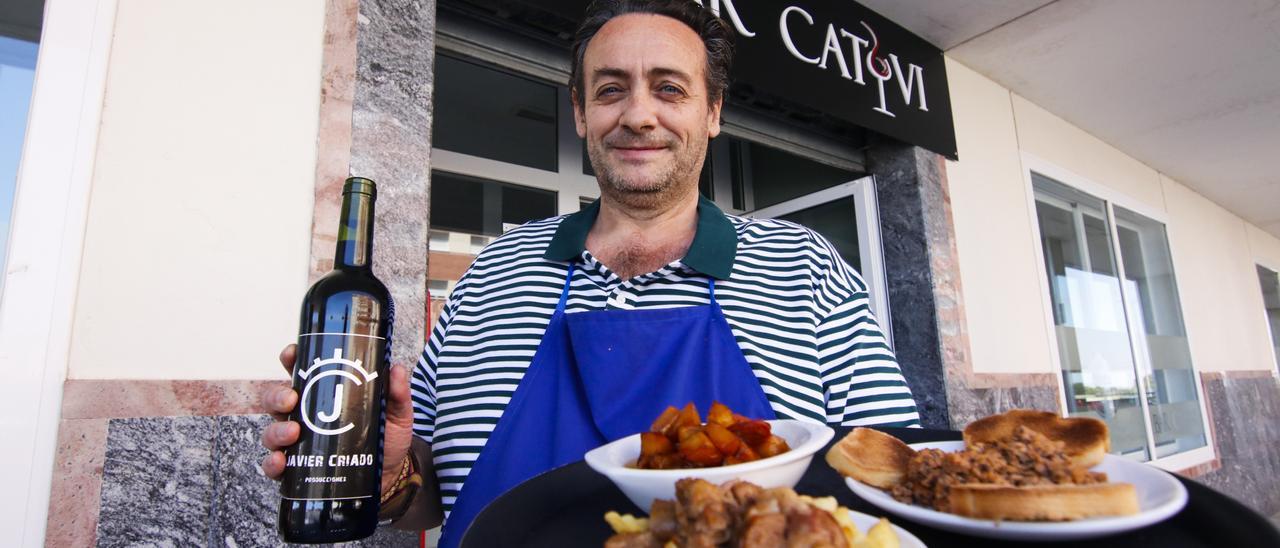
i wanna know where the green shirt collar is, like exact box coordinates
[543,196,737,280]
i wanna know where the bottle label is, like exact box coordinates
[281,332,387,501]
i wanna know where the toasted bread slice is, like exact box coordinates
[963,410,1109,469]
[825,427,916,489]
[949,483,1139,521]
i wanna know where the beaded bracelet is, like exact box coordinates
[378,453,422,524]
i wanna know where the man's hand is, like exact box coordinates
[259,343,418,497]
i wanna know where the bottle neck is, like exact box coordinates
[334,189,375,270]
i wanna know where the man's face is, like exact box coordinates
[574,14,722,206]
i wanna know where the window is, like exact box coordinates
[432,54,558,171]
[1,34,39,290]
[428,53,582,324]
[1259,265,1280,372]
[1031,171,1209,464]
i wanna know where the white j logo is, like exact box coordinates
[297,348,378,436]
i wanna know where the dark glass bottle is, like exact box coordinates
[279,177,393,543]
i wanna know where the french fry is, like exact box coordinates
[853,518,898,548]
[604,511,648,534]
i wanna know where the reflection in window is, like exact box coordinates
[1259,265,1280,372]
[433,54,558,171]
[1034,175,1148,460]
[426,171,557,324]
[1113,206,1205,458]
[1033,173,1207,462]
[777,197,861,272]
[1,35,39,290]
[733,137,856,210]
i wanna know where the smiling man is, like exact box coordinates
[259,1,920,545]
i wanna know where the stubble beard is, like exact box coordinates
[588,133,707,212]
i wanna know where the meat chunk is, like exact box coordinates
[784,505,847,548]
[647,499,678,542]
[740,512,786,548]
[604,480,861,548]
[675,478,734,546]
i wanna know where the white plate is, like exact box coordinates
[849,509,926,548]
[844,440,1188,541]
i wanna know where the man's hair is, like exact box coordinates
[569,0,735,109]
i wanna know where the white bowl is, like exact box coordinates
[584,419,835,512]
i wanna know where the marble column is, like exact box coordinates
[865,141,956,429]
[350,0,438,367]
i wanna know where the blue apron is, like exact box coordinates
[439,264,775,547]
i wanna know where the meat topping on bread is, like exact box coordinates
[890,426,1106,511]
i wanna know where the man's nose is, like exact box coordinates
[618,91,658,133]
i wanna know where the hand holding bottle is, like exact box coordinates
[259,343,416,498]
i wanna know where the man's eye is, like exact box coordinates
[658,84,685,95]
[597,86,622,97]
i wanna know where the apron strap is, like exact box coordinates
[557,263,575,313]
[708,277,717,307]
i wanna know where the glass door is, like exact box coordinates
[746,176,892,346]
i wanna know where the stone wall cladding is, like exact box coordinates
[350,0,437,368]
[93,414,418,547]
[867,142,953,428]
[1194,371,1280,518]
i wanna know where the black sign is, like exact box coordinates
[515,0,957,159]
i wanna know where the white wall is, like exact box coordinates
[1163,175,1277,372]
[946,57,1280,376]
[943,59,1054,375]
[68,1,326,380]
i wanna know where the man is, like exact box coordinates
[260,0,920,544]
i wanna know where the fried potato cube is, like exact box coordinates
[675,403,702,431]
[753,434,790,458]
[724,443,759,465]
[703,423,743,456]
[707,402,735,427]
[641,432,675,457]
[677,425,704,442]
[646,452,688,470]
[650,406,681,436]
[678,430,723,467]
[728,419,772,446]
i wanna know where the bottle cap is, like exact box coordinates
[343,177,377,199]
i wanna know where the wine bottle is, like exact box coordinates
[279,177,393,543]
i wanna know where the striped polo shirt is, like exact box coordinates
[411,197,921,515]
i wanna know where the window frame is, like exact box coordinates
[1021,152,1216,471]
[1256,260,1280,378]
[746,177,892,348]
